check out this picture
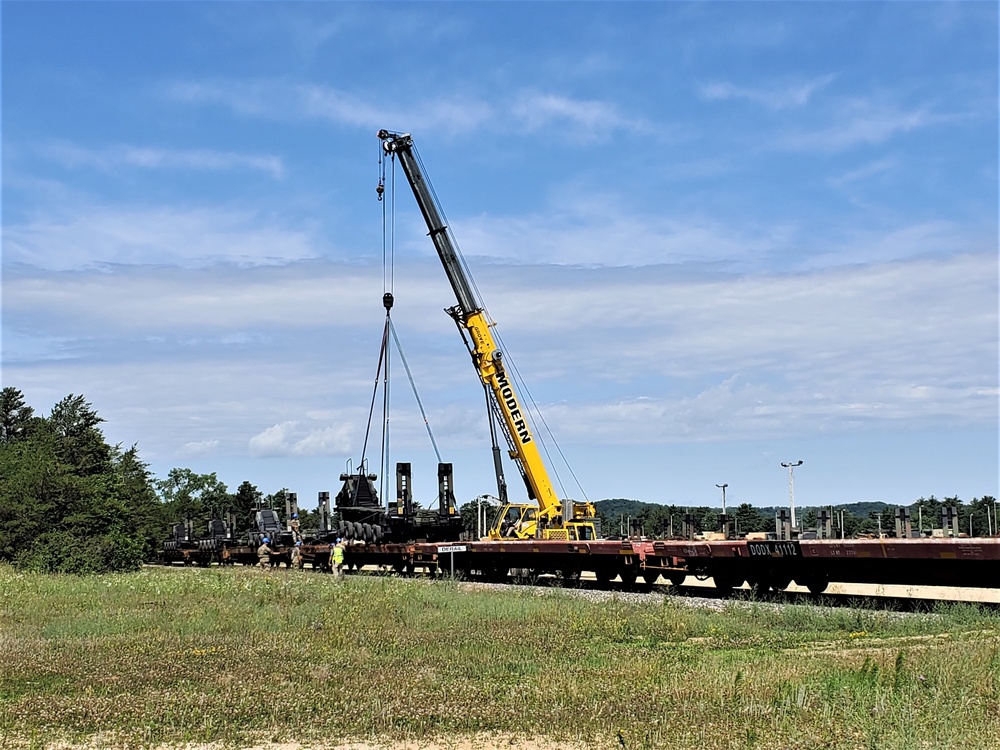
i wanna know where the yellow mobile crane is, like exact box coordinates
[378,130,598,541]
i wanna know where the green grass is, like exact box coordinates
[0,565,998,749]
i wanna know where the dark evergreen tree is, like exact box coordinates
[0,391,160,572]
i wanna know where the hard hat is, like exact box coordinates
[335,538,342,543]
[296,541,302,546]
[292,513,298,518]
[262,537,270,544]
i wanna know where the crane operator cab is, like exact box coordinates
[490,502,597,541]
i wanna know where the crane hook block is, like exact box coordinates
[376,182,384,201]
[383,292,394,311]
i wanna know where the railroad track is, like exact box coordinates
[343,564,1000,611]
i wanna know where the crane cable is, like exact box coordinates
[373,145,445,503]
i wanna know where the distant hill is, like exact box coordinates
[595,498,895,518]
[595,498,664,517]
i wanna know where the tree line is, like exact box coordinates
[1,388,995,573]
[0,388,293,573]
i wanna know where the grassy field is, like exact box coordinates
[0,565,998,750]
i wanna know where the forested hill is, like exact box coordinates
[595,498,897,517]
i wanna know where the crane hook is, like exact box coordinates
[376,181,385,201]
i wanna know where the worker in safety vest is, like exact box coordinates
[332,539,345,577]
[257,537,273,570]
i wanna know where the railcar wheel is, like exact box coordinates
[595,568,614,584]
[560,569,582,585]
[771,575,793,592]
[712,572,739,597]
[641,571,659,586]
[619,569,638,587]
[668,572,686,588]
[800,575,829,595]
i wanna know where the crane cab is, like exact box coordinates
[489,502,598,541]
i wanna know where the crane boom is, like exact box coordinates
[378,130,596,540]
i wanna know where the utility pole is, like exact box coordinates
[716,483,728,516]
[781,460,803,530]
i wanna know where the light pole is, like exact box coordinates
[716,483,728,516]
[781,460,803,530]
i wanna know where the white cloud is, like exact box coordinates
[782,99,950,152]
[510,92,645,138]
[248,421,353,457]
[41,142,286,179]
[4,205,319,270]
[6,252,994,460]
[700,74,837,109]
[828,157,899,189]
[178,439,220,457]
[163,78,639,140]
[437,190,791,268]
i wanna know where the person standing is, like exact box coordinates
[290,540,302,569]
[257,537,273,570]
[332,538,345,577]
[290,513,301,543]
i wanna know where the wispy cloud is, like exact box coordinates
[510,91,646,138]
[4,204,319,270]
[41,142,286,179]
[827,157,899,189]
[164,78,639,140]
[699,74,836,109]
[782,99,951,152]
[6,252,995,454]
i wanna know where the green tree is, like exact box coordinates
[0,387,35,444]
[458,495,502,538]
[109,445,167,560]
[156,468,230,537]
[232,480,263,534]
[734,502,767,534]
[0,392,157,572]
[48,394,111,476]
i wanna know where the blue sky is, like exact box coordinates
[3,2,997,513]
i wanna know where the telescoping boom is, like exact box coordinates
[377,130,597,541]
